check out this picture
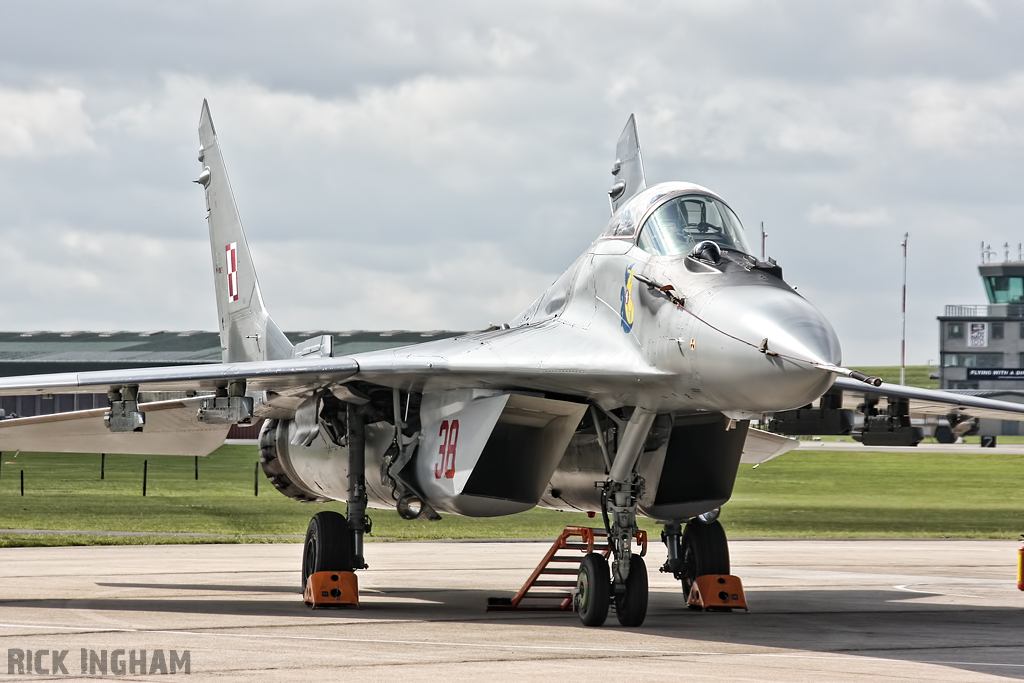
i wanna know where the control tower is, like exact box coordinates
[938,246,1024,435]
[939,254,1024,390]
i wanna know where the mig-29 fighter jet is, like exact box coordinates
[3,102,1024,627]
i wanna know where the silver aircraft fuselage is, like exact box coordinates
[266,181,842,520]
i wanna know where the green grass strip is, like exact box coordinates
[0,444,1022,546]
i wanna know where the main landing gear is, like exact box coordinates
[302,402,371,608]
[661,516,730,605]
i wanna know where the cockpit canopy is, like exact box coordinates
[637,194,752,257]
[601,182,753,257]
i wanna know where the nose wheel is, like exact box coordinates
[613,554,648,626]
[576,553,610,626]
[576,552,649,627]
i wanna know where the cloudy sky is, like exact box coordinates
[1,1,1023,365]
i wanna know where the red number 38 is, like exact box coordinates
[434,419,460,479]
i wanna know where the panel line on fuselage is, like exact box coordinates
[594,295,643,349]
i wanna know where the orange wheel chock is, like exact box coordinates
[686,574,748,612]
[304,570,359,609]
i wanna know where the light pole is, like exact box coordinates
[901,233,908,386]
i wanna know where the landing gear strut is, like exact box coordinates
[346,404,369,569]
[577,406,656,627]
[301,399,371,606]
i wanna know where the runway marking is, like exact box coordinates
[894,582,1013,599]
[894,585,941,595]
[1,622,1023,670]
[0,623,137,632]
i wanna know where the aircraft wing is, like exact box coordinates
[832,376,1024,421]
[0,357,360,397]
[8,329,1024,424]
[0,398,229,455]
[0,323,669,405]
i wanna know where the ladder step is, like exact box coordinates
[486,605,567,612]
[549,551,607,560]
[519,592,573,599]
[539,567,578,575]
[531,580,577,588]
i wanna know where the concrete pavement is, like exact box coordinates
[1,539,1023,681]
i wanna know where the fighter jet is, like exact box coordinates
[2,103,1024,627]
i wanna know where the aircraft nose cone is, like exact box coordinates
[691,285,840,413]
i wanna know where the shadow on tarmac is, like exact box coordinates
[4,582,1023,680]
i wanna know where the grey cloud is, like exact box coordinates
[1,1,1023,364]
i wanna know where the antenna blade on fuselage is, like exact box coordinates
[608,114,646,214]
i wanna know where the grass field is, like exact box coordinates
[729,449,1024,537]
[2,443,1022,547]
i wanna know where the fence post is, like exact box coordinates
[143,460,148,497]
[20,469,24,496]
[101,453,105,480]
[195,455,199,481]
[254,461,259,497]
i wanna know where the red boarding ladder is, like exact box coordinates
[486,526,647,612]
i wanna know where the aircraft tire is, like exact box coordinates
[680,519,729,607]
[576,553,610,627]
[614,554,649,627]
[302,511,352,591]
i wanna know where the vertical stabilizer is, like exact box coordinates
[196,100,293,363]
[608,114,647,214]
